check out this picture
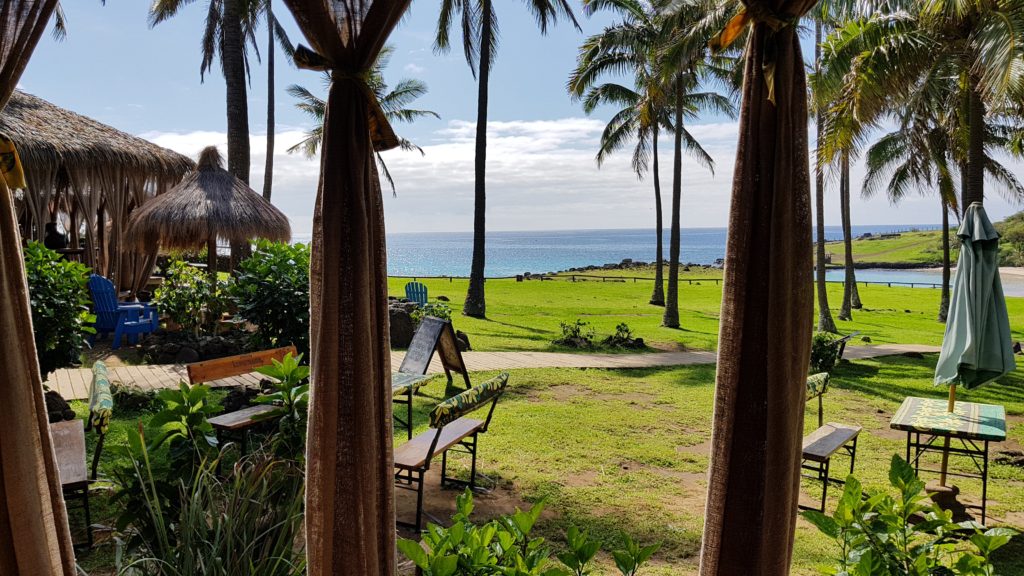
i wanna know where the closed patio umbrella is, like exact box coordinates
[933,201,1015,484]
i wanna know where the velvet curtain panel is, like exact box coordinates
[699,1,818,574]
[280,1,409,574]
[0,1,77,574]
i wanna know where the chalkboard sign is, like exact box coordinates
[396,316,471,389]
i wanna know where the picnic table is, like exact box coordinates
[889,396,1006,523]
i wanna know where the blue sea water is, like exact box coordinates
[295,224,936,277]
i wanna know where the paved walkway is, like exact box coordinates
[47,343,940,401]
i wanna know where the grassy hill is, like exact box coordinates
[824,230,951,267]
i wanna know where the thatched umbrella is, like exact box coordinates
[125,146,290,276]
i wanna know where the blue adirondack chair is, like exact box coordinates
[87,275,158,350]
[404,281,428,305]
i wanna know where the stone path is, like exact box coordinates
[47,343,941,400]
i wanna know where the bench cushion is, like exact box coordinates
[802,423,861,463]
[392,372,431,396]
[429,372,508,428]
[805,373,829,401]
[394,417,485,470]
[88,361,114,434]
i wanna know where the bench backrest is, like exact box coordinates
[187,346,298,384]
[430,372,508,430]
[86,361,114,480]
[405,281,428,305]
[805,372,831,428]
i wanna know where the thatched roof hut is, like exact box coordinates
[0,90,194,293]
[126,146,290,274]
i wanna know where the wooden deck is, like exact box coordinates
[47,344,939,400]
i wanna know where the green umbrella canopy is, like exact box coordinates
[934,202,1016,389]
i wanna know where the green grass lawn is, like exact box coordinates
[389,275,1024,352]
[72,354,1024,575]
[826,230,951,266]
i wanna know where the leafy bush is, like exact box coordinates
[231,240,310,354]
[601,322,646,350]
[23,242,95,377]
[253,352,310,462]
[149,381,220,471]
[111,382,159,415]
[412,300,453,325]
[810,332,841,374]
[153,261,229,337]
[554,319,595,349]
[802,455,1017,575]
[399,490,659,576]
[117,430,305,576]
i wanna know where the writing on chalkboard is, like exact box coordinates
[397,316,471,388]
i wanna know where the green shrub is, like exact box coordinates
[412,300,454,325]
[398,490,659,576]
[23,242,94,377]
[554,319,595,349]
[601,322,646,350]
[231,240,310,354]
[802,455,1017,575]
[111,382,159,415]
[810,332,841,374]
[253,352,310,462]
[117,430,305,576]
[153,261,229,337]
[148,381,220,472]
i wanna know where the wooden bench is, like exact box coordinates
[186,346,297,455]
[394,372,508,530]
[53,360,114,549]
[801,372,861,512]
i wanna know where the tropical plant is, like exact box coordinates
[814,0,1024,215]
[435,0,580,318]
[802,455,1017,575]
[554,318,596,348]
[287,45,438,193]
[148,381,220,470]
[253,352,309,461]
[398,490,659,576]
[231,240,311,354]
[153,260,229,337]
[411,300,454,325]
[117,429,306,576]
[809,332,841,374]
[23,241,94,377]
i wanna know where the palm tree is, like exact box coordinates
[262,2,294,201]
[150,0,262,267]
[836,150,862,321]
[814,0,1024,215]
[569,0,670,306]
[286,47,439,192]
[813,20,838,332]
[436,0,580,318]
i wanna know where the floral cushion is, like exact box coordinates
[88,361,114,434]
[805,372,830,401]
[429,372,509,429]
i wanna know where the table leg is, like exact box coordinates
[905,431,911,468]
[982,440,989,525]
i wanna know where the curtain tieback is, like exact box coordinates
[708,3,798,105]
[293,45,401,151]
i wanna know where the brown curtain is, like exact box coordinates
[0,2,77,575]
[699,1,818,574]
[280,1,409,574]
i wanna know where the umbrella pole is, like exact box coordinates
[207,237,218,280]
[939,383,956,486]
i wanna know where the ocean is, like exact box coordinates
[295,225,936,277]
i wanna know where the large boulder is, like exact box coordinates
[390,302,417,348]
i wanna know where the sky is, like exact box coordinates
[17,1,1024,235]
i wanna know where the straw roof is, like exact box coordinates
[0,90,194,179]
[125,146,291,250]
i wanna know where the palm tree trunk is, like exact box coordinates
[839,152,855,320]
[939,198,951,322]
[463,0,491,318]
[223,0,251,268]
[814,22,837,333]
[263,3,275,201]
[963,82,985,212]
[663,77,683,329]
[650,126,665,306]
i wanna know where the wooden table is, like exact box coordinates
[890,396,1006,523]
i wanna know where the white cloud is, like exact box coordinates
[403,63,426,74]
[138,117,1024,238]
